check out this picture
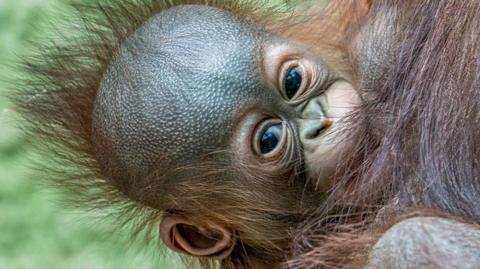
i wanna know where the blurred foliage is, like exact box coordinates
[0,1,193,268]
[0,0,312,268]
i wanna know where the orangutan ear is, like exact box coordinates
[160,215,235,260]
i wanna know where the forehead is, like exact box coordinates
[126,5,262,105]
[93,6,271,179]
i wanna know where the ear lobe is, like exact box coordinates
[160,215,235,260]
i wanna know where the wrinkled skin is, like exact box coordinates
[92,5,358,266]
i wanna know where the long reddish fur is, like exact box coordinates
[286,0,480,268]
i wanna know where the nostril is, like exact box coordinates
[315,125,327,137]
[306,125,324,139]
[303,119,333,140]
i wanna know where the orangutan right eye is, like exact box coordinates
[253,120,286,157]
[259,123,283,154]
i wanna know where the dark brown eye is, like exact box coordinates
[259,123,284,154]
[284,68,303,99]
[253,119,287,158]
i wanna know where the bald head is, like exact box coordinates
[93,5,286,187]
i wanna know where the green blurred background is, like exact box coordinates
[0,0,313,268]
[0,1,189,268]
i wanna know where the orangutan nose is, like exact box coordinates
[299,98,332,141]
[301,118,332,140]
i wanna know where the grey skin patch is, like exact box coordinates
[366,217,480,269]
[92,5,287,192]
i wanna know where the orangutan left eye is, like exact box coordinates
[284,67,303,100]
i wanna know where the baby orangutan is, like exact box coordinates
[16,1,480,268]
[93,4,359,267]
[14,2,359,269]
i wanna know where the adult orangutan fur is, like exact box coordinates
[286,0,480,268]
[11,0,480,269]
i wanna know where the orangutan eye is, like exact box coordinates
[259,123,284,154]
[284,67,303,100]
[252,119,288,158]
